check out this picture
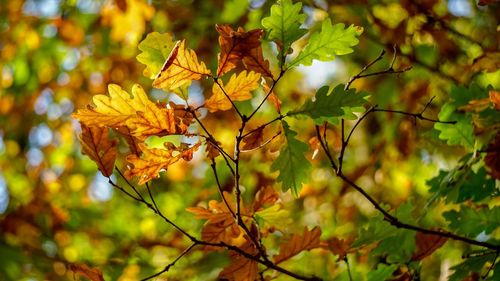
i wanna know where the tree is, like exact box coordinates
[0,0,498,280]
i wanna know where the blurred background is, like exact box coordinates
[0,0,498,280]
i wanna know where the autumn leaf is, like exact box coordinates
[125,142,201,184]
[114,126,142,156]
[79,124,118,177]
[136,32,177,79]
[206,140,221,159]
[485,132,500,180]
[490,90,500,110]
[324,237,353,261]
[152,40,211,91]
[253,185,279,211]
[219,242,259,281]
[411,232,447,261]
[274,226,321,264]
[205,71,261,112]
[73,84,152,128]
[216,25,263,77]
[69,263,105,281]
[242,128,264,151]
[242,46,273,78]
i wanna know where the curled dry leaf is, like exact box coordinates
[125,142,201,185]
[152,40,211,91]
[242,128,264,151]
[69,263,105,281]
[216,25,263,77]
[79,124,118,177]
[205,71,261,112]
[274,226,321,264]
[205,140,221,159]
[411,232,447,261]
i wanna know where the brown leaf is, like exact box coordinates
[219,242,259,281]
[206,140,221,159]
[114,126,141,156]
[472,52,500,73]
[411,232,447,261]
[152,40,211,91]
[253,185,279,211]
[485,132,500,180]
[79,124,118,177]
[242,46,273,79]
[274,227,321,264]
[242,128,264,151]
[263,82,281,113]
[216,25,263,77]
[326,237,352,261]
[69,263,105,281]
[125,142,201,184]
[478,0,499,6]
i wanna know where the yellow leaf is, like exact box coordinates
[73,84,154,128]
[274,227,321,264]
[152,40,211,91]
[78,124,118,177]
[125,142,201,185]
[205,71,261,112]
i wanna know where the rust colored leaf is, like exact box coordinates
[243,46,273,78]
[489,90,500,110]
[125,142,201,184]
[205,140,221,159]
[411,232,447,261]
[153,40,211,91]
[253,185,279,211]
[274,226,321,264]
[216,25,263,77]
[242,128,264,151]
[79,124,118,177]
[485,132,500,180]
[69,263,105,281]
[263,82,281,113]
[205,71,261,112]
[114,126,141,156]
[325,237,353,261]
[219,242,259,281]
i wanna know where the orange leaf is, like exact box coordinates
[219,242,259,281]
[253,185,279,211]
[485,132,500,180]
[263,82,281,114]
[242,128,264,151]
[411,232,447,261]
[69,263,105,281]
[205,71,261,112]
[325,237,353,261]
[216,25,263,77]
[489,90,500,110]
[274,227,321,264]
[125,142,201,184]
[152,40,211,91]
[205,141,221,159]
[79,124,118,177]
[243,46,273,79]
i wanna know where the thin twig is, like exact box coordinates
[247,70,284,121]
[344,256,353,281]
[140,243,197,281]
[241,131,282,153]
[211,159,236,219]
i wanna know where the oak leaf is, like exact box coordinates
[152,40,211,91]
[411,232,447,261]
[242,46,273,78]
[73,84,152,128]
[216,25,263,77]
[205,71,261,112]
[253,185,279,211]
[69,263,105,281]
[125,142,201,184]
[324,237,353,261]
[242,128,264,151]
[219,242,259,281]
[274,226,321,264]
[114,126,142,156]
[78,124,118,177]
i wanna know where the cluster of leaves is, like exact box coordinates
[1,0,499,280]
[71,0,500,281]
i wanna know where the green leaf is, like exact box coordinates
[353,214,393,247]
[136,32,176,79]
[255,205,292,229]
[289,84,369,123]
[434,104,474,148]
[271,121,311,197]
[261,0,307,66]
[449,254,496,281]
[449,83,488,107]
[372,230,416,263]
[443,206,500,237]
[288,19,362,67]
[367,264,398,281]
